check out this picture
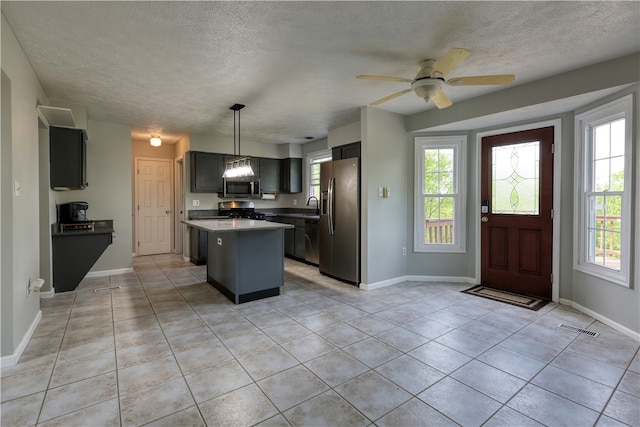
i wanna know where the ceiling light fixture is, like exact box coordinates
[150,136,162,147]
[222,104,255,178]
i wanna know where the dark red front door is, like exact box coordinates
[481,127,554,299]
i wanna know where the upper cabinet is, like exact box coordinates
[190,151,224,193]
[332,141,360,160]
[189,151,302,194]
[280,158,302,193]
[50,126,87,190]
[259,157,280,193]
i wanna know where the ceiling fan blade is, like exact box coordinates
[430,89,453,109]
[356,75,413,83]
[431,48,471,77]
[370,89,413,106]
[447,74,516,86]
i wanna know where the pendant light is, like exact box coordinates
[222,104,255,178]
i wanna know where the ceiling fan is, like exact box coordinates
[357,48,515,109]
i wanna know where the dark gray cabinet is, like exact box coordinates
[259,158,280,192]
[280,158,302,193]
[190,151,224,193]
[50,126,87,189]
[189,227,207,265]
[270,216,306,260]
[189,151,301,194]
[332,141,361,160]
[52,226,113,292]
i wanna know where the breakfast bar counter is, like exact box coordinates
[184,219,294,304]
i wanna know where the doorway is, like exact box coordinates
[136,158,173,256]
[480,126,554,299]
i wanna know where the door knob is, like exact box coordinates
[481,216,489,223]
[165,210,170,214]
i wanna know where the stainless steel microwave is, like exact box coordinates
[223,177,260,198]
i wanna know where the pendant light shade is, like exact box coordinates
[222,157,254,178]
[222,104,254,178]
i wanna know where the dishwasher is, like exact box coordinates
[304,219,319,265]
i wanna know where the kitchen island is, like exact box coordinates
[184,219,294,304]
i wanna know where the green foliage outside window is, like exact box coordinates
[423,149,455,243]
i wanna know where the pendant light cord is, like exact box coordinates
[229,103,245,157]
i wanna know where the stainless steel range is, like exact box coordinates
[218,201,265,220]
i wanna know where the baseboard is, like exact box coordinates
[0,310,42,368]
[39,288,55,299]
[360,275,477,290]
[183,256,190,262]
[85,267,134,278]
[559,299,639,341]
[360,276,410,290]
[405,275,478,284]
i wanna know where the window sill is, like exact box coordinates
[574,263,629,288]
[414,245,466,254]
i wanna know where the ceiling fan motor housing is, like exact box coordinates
[411,77,445,99]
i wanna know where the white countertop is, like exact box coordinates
[184,219,294,233]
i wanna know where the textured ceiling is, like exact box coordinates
[2,1,639,145]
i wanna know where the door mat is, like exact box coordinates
[461,285,548,311]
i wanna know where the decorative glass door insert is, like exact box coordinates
[491,141,540,215]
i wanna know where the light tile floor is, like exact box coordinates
[2,254,639,426]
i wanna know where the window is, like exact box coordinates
[307,150,332,200]
[575,94,633,286]
[414,136,466,252]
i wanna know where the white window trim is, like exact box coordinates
[574,94,633,287]
[414,135,467,253]
[306,149,332,199]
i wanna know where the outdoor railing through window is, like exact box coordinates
[425,219,454,244]
[592,214,622,269]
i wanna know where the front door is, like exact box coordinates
[481,127,554,299]
[137,158,172,255]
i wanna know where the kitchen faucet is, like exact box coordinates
[306,196,319,214]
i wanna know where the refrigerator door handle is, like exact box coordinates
[328,177,335,235]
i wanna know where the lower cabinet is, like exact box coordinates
[190,227,207,265]
[52,231,113,292]
[270,216,306,260]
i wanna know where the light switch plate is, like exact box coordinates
[193,200,200,206]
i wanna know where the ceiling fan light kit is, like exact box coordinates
[411,78,445,99]
[149,136,162,147]
[357,47,515,109]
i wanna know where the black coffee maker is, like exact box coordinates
[58,202,89,223]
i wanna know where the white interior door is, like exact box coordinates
[137,158,172,255]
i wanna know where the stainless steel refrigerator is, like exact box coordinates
[319,158,360,284]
